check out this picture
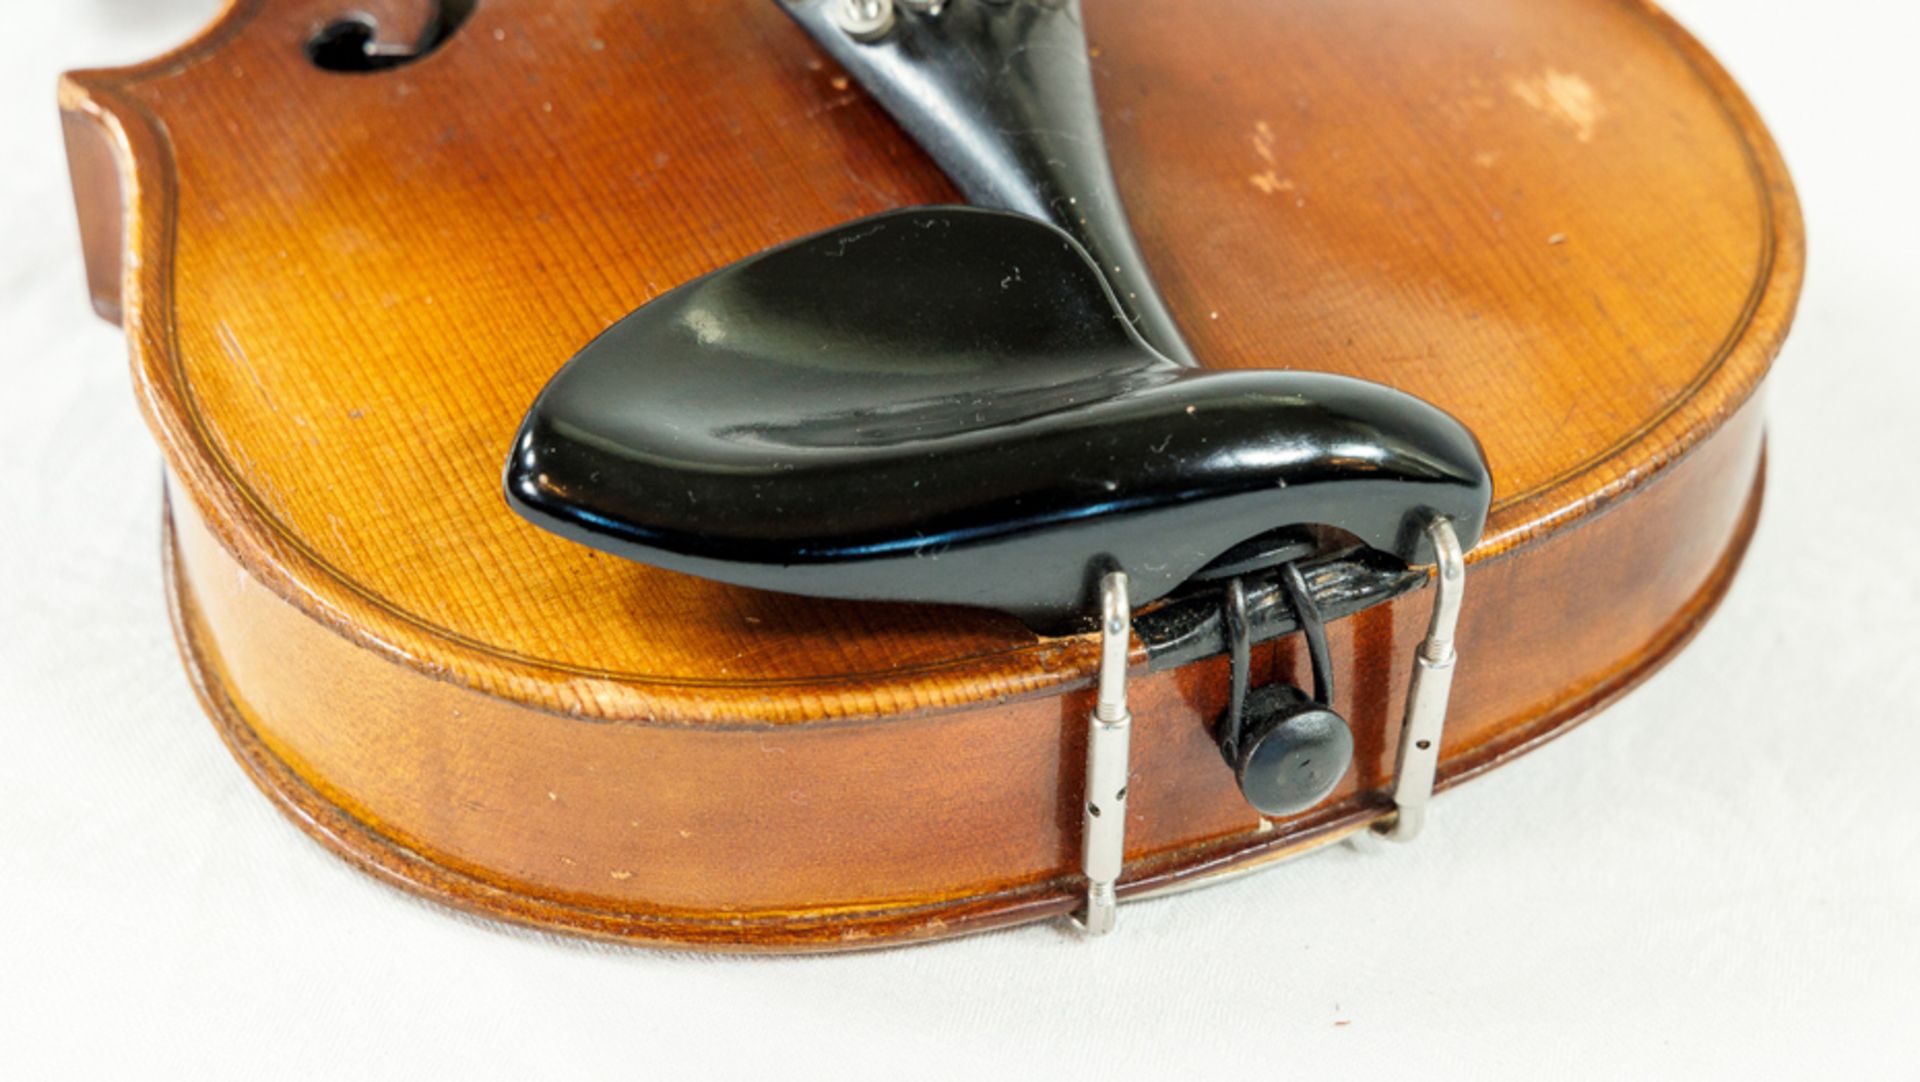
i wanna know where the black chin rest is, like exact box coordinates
[505,206,1490,631]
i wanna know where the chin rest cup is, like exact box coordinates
[505,206,1490,631]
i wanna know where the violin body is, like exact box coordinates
[61,0,1799,949]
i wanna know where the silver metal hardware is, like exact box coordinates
[1374,517,1465,842]
[1069,519,1464,933]
[1073,571,1133,936]
[833,0,896,41]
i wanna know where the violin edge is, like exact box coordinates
[163,419,1768,950]
[55,0,1803,718]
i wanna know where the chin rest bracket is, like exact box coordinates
[1074,518,1465,935]
[1372,517,1465,844]
[1072,570,1133,936]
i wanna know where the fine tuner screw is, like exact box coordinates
[834,0,897,40]
[833,0,958,42]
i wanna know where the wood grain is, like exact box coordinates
[61,0,1801,948]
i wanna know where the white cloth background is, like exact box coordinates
[3,2,1914,1077]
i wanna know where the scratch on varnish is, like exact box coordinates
[1247,119,1297,195]
[214,320,271,403]
[806,93,861,117]
[1509,69,1604,142]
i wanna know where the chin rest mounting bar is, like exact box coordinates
[1075,518,1466,935]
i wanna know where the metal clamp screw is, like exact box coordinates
[1374,517,1465,842]
[832,0,896,41]
[1073,571,1133,935]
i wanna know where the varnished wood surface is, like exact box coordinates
[166,399,1765,947]
[61,0,1801,947]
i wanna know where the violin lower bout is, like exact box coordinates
[162,396,1767,951]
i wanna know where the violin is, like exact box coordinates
[59,0,1801,950]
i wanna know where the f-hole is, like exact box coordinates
[306,0,478,72]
